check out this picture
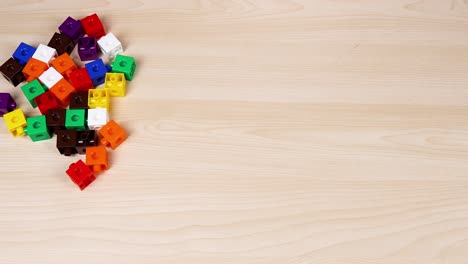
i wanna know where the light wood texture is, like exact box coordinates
[1,1,468,263]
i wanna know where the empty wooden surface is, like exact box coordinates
[1,1,468,263]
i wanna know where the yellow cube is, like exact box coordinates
[88,89,110,109]
[4,108,27,137]
[104,73,126,97]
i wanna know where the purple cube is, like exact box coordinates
[59,16,84,42]
[77,36,98,61]
[0,93,16,116]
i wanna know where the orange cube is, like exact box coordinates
[50,53,77,78]
[50,78,76,107]
[85,145,108,173]
[99,120,128,150]
[22,58,48,82]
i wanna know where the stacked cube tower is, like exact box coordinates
[0,14,135,190]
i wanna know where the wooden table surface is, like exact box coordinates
[1,1,468,263]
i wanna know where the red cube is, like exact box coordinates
[34,91,61,115]
[68,68,94,92]
[80,14,105,39]
[66,160,96,190]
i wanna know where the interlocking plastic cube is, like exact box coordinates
[99,120,128,150]
[111,54,136,81]
[50,78,76,107]
[0,93,16,117]
[80,13,105,39]
[50,53,77,78]
[47,32,75,55]
[66,160,96,190]
[3,108,27,137]
[57,129,78,156]
[77,36,98,61]
[32,44,57,64]
[21,79,47,108]
[65,109,86,130]
[85,59,107,86]
[76,130,98,154]
[88,89,110,109]
[87,107,108,130]
[104,73,126,97]
[22,58,48,82]
[39,67,63,89]
[0,57,25,87]
[25,115,51,142]
[46,108,66,134]
[86,145,108,173]
[97,33,123,61]
[12,42,36,66]
[69,91,89,109]
[68,68,94,92]
[34,91,61,115]
[59,16,84,42]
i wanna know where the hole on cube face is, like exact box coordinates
[29,87,37,94]
[61,133,71,141]
[81,38,90,45]
[92,91,100,97]
[33,121,41,129]
[10,116,18,123]
[80,132,88,140]
[52,112,61,121]
[85,54,92,58]
[110,76,116,82]
[20,48,29,56]
[6,64,15,72]
[71,114,79,122]
[119,61,127,67]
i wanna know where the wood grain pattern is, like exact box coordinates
[1,1,468,263]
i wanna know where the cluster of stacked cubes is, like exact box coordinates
[0,14,136,190]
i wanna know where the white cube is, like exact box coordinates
[32,44,57,64]
[87,108,109,130]
[97,33,123,61]
[39,67,63,88]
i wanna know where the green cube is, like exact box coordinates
[111,54,136,81]
[21,79,47,108]
[65,109,86,130]
[25,115,51,142]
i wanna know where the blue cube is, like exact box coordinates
[12,42,36,66]
[85,58,108,87]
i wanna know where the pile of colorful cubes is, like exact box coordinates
[0,14,136,190]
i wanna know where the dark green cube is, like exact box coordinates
[26,115,51,142]
[111,54,136,81]
[65,109,86,130]
[21,79,47,108]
